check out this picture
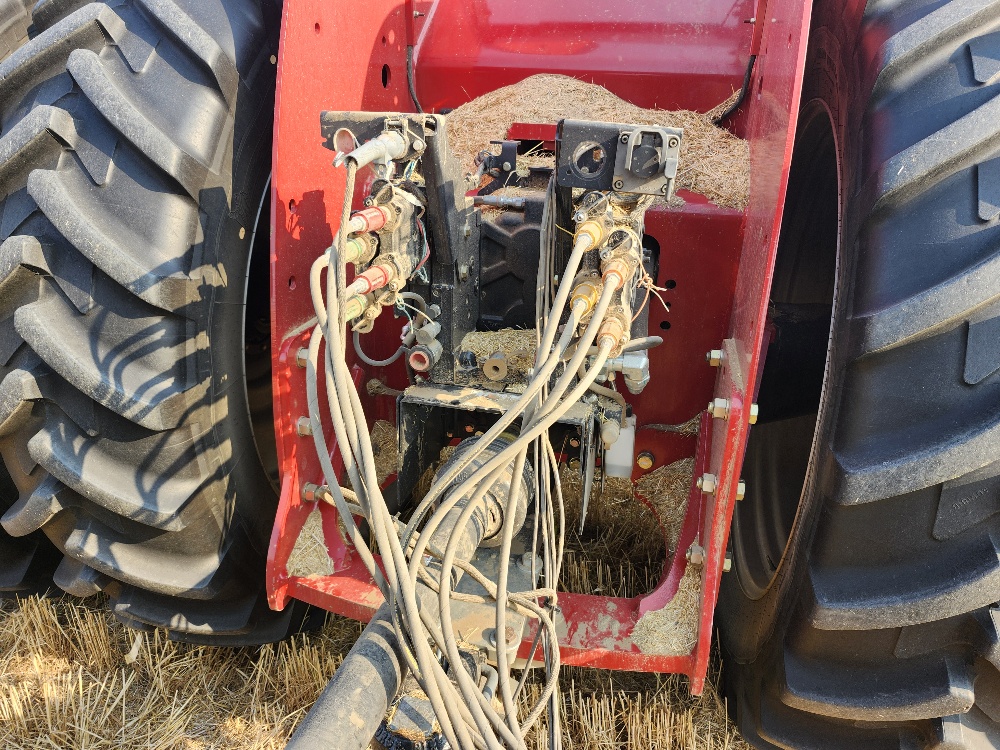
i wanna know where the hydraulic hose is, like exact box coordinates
[286,604,407,750]
[302,159,644,749]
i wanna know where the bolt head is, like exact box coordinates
[413,139,426,151]
[295,347,309,368]
[749,403,760,424]
[736,480,746,500]
[723,555,733,573]
[706,349,724,367]
[660,183,669,194]
[698,473,717,494]
[613,179,625,190]
[620,133,629,144]
[668,137,680,149]
[709,398,730,419]
[301,483,320,502]
[296,417,313,437]
[686,545,705,566]
[502,161,512,171]
[636,451,655,470]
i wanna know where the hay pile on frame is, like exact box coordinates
[447,74,750,210]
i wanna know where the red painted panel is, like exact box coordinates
[690,0,815,693]
[414,0,755,113]
[269,0,812,690]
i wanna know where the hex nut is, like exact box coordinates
[706,349,724,367]
[749,403,760,424]
[709,397,730,419]
[686,544,706,565]
[696,472,717,494]
[723,555,733,573]
[736,480,746,501]
[296,417,313,437]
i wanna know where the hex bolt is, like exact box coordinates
[706,349,724,367]
[709,398,730,419]
[686,544,706,565]
[696,473,717,494]
[636,451,655,470]
[301,482,321,502]
[486,627,517,646]
[458,263,470,281]
[736,480,746,501]
[723,554,733,573]
[749,403,760,424]
[296,417,313,437]
[295,347,309,368]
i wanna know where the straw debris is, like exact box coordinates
[631,564,703,656]
[287,508,334,578]
[1,595,746,749]
[371,419,398,485]
[636,458,695,554]
[447,74,750,210]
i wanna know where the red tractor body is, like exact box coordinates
[266,0,820,692]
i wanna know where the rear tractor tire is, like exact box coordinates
[0,0,306,644]
[720,0,1000,745]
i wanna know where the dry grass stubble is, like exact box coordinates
[1,441,744,748]
[1,595,746,749]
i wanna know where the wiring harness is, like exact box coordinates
[303,141,648,748]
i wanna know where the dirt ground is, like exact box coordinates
[0,595,748,749]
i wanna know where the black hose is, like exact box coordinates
[406,45,424,113]
[285,603,407,750]
[713,54,757,125]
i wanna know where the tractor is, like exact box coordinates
[0,0,995,747]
